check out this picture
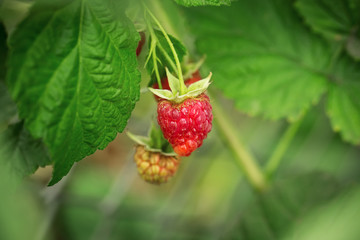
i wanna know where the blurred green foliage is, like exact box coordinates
[1,0,360,240]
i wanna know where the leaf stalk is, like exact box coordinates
[264,117,303,179]
[142,2,186,95]
[209,92,267,192]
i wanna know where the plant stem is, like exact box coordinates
[264,117,303,179]
[152,45,162,88]
[142,5,178,77]
[157,43,178,75]
[145,24,178,76]
[143,3,186,95]
[144,12,162,88]
[209,92,267,192]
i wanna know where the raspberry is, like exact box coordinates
[136,32,145,56]
[157,93,213,156]
[134,145,181,184]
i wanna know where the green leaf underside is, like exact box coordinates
[295,0,360,60]
[226,173,342,239]
[146,30,186,86]
[185,0,331,120]
[185,0,360,144]
[7,0,141,185]
[174,0,231,7]
[0,122,51,180]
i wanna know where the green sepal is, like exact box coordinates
[127,123,176,156]
[148,87,175,99]
[187,76,212,95]
[149,68,212,103]
[127,131,152,146]
[167,68,181,95]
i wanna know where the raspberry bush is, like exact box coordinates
[1,0,360,239]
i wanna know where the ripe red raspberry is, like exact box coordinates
[152,71,202,101]
[157,93,213,156]
[134,145,181,184]
[136,32,145,56]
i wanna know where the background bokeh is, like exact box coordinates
[1,0,360,240]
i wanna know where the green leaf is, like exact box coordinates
[0,122,51,180]
[0,81,17,130]
[185,0,360,145]
[174,0,231,7]
[0,22,7,80]
[226,173,342,239]
[295,0,360,60]
[146,30,186,86]
[326,53,360,145]
[185,0,331,120]
[6,0,141,185]
[0,23,17,130]
[295,0,360,41]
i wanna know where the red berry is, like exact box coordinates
[136,32,145,56]
[152,70,202,101]
[157,93,213,156]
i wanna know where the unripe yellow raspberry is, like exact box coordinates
[134,145,181,184]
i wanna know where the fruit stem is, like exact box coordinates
[157,44,179,75]
[143,11,178,78]
[142,3,187,95]
[209,92,267,192]
[264,116,303,179]
[144,13,162,88]
[153,53,162,89]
